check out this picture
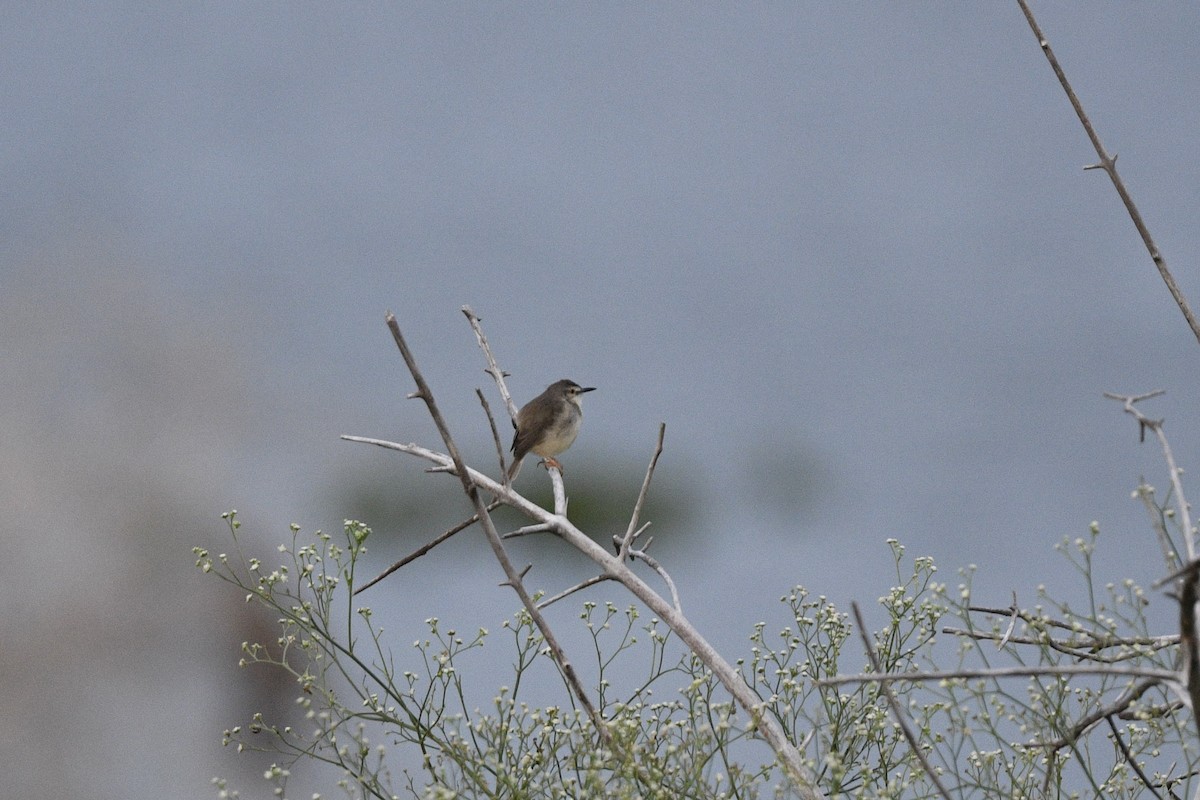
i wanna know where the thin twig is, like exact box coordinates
[352,500,501,595]
[997,591,1019,649]
[537,575,615,610]
[1106,715,1165,800]
[942,626,1177,662]
[502,523,554,540]
[851,603,954,800]
[619,424,666,556]
[818,663,1178,688]
[1017,0,1200,346]
[1104,391,1195,563]
[476,388,509,479]
[629,547,682,614]
[614,521,652,554]
[1136,484,1184,578]
[462,305,518,422]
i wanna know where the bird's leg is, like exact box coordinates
[538,456,564,472]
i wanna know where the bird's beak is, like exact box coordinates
[580,386,596,393]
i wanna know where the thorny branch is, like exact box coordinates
[1017,0,1200,346]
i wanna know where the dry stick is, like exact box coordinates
[817,662,1178,689]
[379,312,610,745]
[351,386,510,595]
[1017,0,1200,346]
[476,388,508,477]
[1104,391,1196,562]
[628,547,682,614]
[942,626,1177,663]
[537,574,615,610]
[461,306,518,421]
[851,603,954,800]
[618,423,666,555]
[353,500,501,596]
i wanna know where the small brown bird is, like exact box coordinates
[508,379,595,479]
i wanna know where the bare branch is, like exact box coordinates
[537,574,615,610]
[851,603,954,800]
[818,663,1179,688]
[549,465,568,517]
[942,626,1178,662]
[475,388,509,480]
[618,424,666,556]
[352,499,502,595]
[1024,679,1161,751]
[502,523,554,540]
[1017,0,1200,346]
[1106,714,1165,800]
[1105,391,1195,563]
[997,591,1019,649]
[462,305,518,422]
[627,546,682,614]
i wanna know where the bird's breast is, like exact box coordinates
[530,405,583,458]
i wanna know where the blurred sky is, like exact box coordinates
[5,4,1200,798]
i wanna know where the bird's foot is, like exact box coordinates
[538,457,564,473]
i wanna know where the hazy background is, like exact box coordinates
[5,4,1200,797]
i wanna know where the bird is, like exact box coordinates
[507,379,596,479]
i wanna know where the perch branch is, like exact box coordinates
[378,312,609,742]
